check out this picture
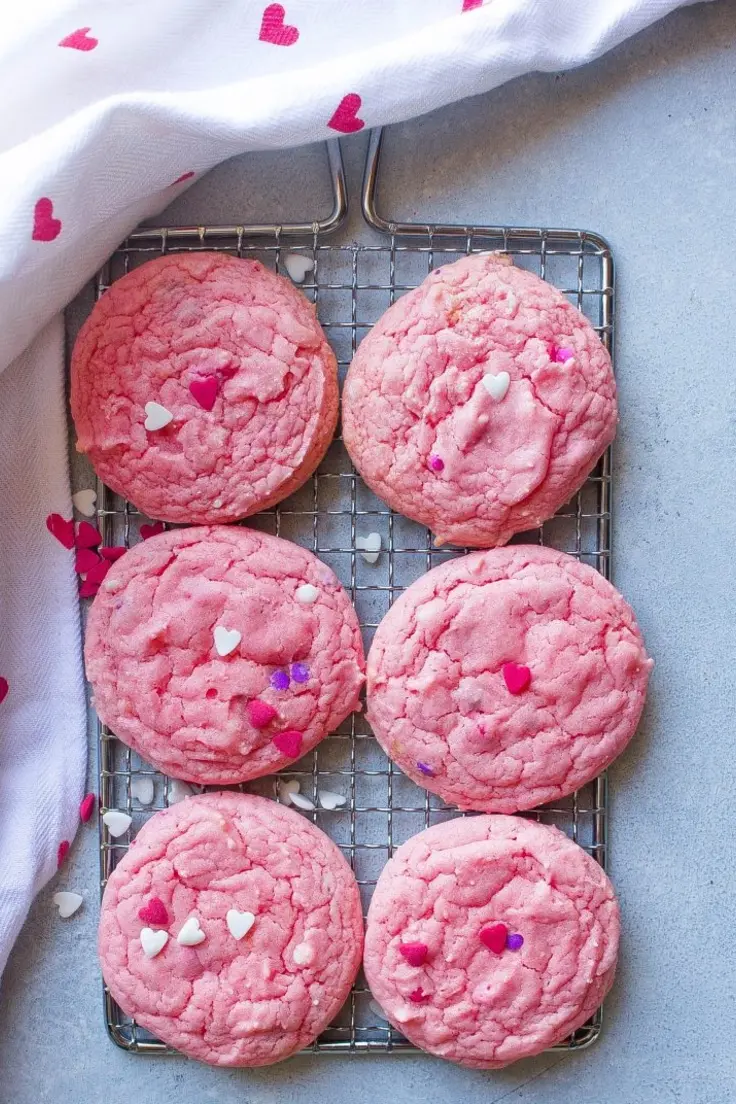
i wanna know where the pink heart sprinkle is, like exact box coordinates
[75,521,102,549]
[100,546,127,562]
[46,513,75,549]
[327,93,365,134]
[57,840,70,868]
[479,922,508,954]
[555,347,575,363]
[58,27,98,51]
[462,0,483,9]
[78,579,100,599]
[272,730,303,759]
[75,548,100,575]
[79,793,95,823]
[502,662,531,695]
[246,699,278,729]
[85,558,111,585]
[138,897,169,926]
[259,3,300,46]
[409,987,429,1003]
[0,678,8,704]
[399,942,429,967]
[189,375,219,411]
[140,521,165,540]
[32,198,62,242]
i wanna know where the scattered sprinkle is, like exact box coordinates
[356,531,381,564]
[72,489,97,517]
[277,779,300,805]
[246,699,278,728]
[168,779,194,804]
[46,513,75,549]
[416,761,435,777]
[131,776,155,806]
[272,730,304,759]
[399,942,429,967]
[140,521,165,540]
[144,401,174,431]
[289,791,316,811]
[138,897,169,926]
[295,583,319,604]
[409,987,429,1004]
[102,809,132,838]
[213,625,241,657]
[479,922,508,954]
[506,932,524,951]
[75,548,100,575]
[100,546,127,562]
[284,254,315,283]
[84,558,111,585]
[318,790,346,810]
[481,371,511,402]
[75,521,102,549]
[78,579,100,599]
[177,916,206,946]
[293,941,314,965]
[428,454,444,473]
[270,669,290,691]
[53,891,83,918]
[140,928,169,958]
[290,662,310,684]
[555,347,575,363]
[502,662,532,695]
[0,678,8,704]
[57,840,70,868]
[189,375,219,411]
[227,909,256,940]
[79,793,95,822]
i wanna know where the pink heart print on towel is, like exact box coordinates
[327,94,364,134]
[58,27,98,51]
[32,199,62,242]
[259,4,299,46]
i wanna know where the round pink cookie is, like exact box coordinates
[367,545,652,813]
[85,526,365,784]
[99,793,364,1066]
[71,252,338,524]
[364,814,619,1068]
[342,252,616,547]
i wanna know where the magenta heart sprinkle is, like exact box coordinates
[428,454,444,473]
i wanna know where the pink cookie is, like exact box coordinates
[85,526,364,784]
[342,253,616,547]
[99,793,364,1066]
[364,814,619,1068]
[367,545,652,813]
[71,253,338,524]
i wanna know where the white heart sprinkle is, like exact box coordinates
[355,532,381,564]
[168,779,194,804]
[53,891,83,919]
[131,776,155,806]
[144,402,174,431]
[289,792,316,811]
[293,941,314,965]
[227,909,256,940]
[177,916,206,946]
[481,371,511,402]
[277,779,300,805]
[284,254,314,283]
[214,625,241,656]
[369,999,389,1023]
[318,789,346,810]
[102,809,132,838]
[295,583,319,605]
[72,489,97,517]
[140,927,169,958]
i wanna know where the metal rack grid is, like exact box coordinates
[87,135,614,1057]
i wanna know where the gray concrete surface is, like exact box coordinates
[2,2,736,1101]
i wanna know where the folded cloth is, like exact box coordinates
[0,0,709,980]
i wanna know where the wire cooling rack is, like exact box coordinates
[84,133,614,1056]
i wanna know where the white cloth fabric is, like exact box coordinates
[0,0,709,978]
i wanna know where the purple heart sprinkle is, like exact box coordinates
[506,933,524,951]
[290,662,310,684]
[270,670,290,691]
[416,761,435,777]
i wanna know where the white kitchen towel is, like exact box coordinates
[0,0,709,978]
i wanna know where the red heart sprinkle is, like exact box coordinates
[75,521,102,549]
[259,4,299,46]
[46,513,75,549]
[78,579,100,599]
[272,730,303,759]
[171,171,194,186]
[58,27,98,51]
[32,198,62,242]
[399,942,429,967]
[247,699,278,729]
[409,987,429,1003]
[189,376,219,411]
[85,558,111,585]
[138,898,169,926]
[0,678,8,704]
[75,548,100,575]
[101,546,127,562]
[140,521,165,540]
[480,922,508,954]
[502,662,531,695]
[57,840,70,868]
[327,93,365,134]
[79,793,95,822]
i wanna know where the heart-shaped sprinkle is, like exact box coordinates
[100,546,127,562]
[246,699,278,728]
[79,793,95,823]
[481,371,511,402]
[428,454,444,473]
[58,27,98,51]
[189,376,219,411]
[144,402,174,431]
[293,941,314,965]
[555,347,575,363]
[399,942,429,967]
[214,625,241,657]
[168,779,195,804]
[259,3,300,45]
[290,662,309,684]
[131,776,155,806]
[140,520,165,540]
[102,809,132,838]
[75,548,100,575]
[284,253,314,283]
[46,514,75,549]
[480,922,508,954]
[72,489,97,517]
[289,792,315,811]
[506,932,524,951]
[295,583,319,604]
[318,790,346,811]
[277,779,300,805]
[140,928,169,958]
[53,891,84,918]
[227,909,256,940]
[356,532,381,564]
[416,761,435,777]
[272,730,303,759]
[85,558,111,585]
[462,0,483,11]
[177,916,206,946]
[270,670,290,691]
[32,198,62,242]
[502,662,531,695]
[78,579,100,599]
[138,898,169,926]
[0,678,8,704]
[75,521,102,549]
[409,987,429,1003]
[57,841,70,868]
[327,93,365,134]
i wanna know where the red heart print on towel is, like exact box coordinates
[462,0,483,10]
[46,513,75,549]
[32,199,62,242]
[0,678,8,704]
[58,27,98,51]
[327,94,364,134]
[259,4,299,46]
